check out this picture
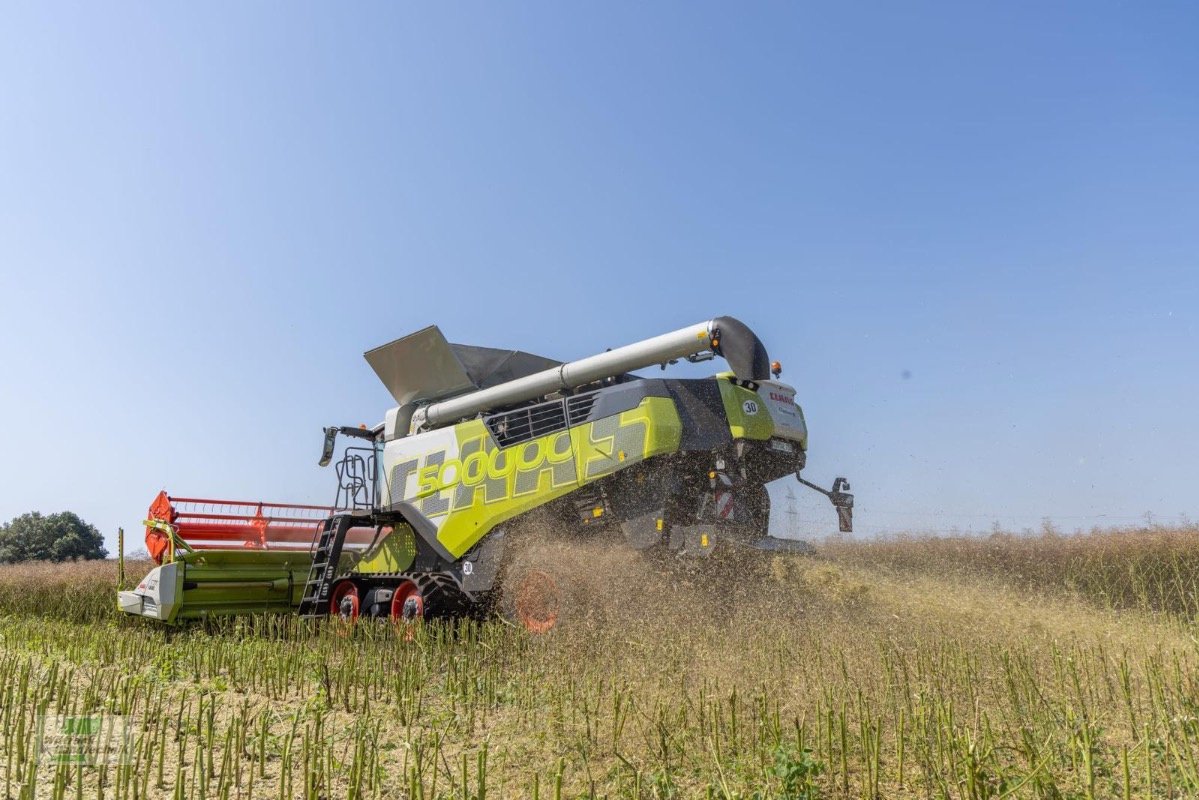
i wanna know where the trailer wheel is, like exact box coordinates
[330,580,361,621]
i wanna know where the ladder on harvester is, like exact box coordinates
[298,513,358,618]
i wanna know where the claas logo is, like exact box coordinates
[389,414,650,517]
[391,432,577,518]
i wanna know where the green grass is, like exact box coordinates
[0,527,1197,798]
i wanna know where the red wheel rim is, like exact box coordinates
[513,570,561,633]
[389,580,424,621]
[330,581,360,621]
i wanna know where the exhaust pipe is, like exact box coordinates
[417,316,770,429]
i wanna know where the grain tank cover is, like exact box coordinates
[365,326,475,406]
[365,326,561,406]
[448,344,562,391]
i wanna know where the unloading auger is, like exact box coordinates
[119,316,852,629]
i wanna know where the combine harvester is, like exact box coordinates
[120,316,852,630]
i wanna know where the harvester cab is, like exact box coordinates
[119,316,852,629]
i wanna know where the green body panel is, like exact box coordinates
[793,404,809,451]
[349,524,417,574]
[434,396,683,558]
[140,551,313,623]
[178,552,310,620]
[718,380,775,440]
[571,395,683,482]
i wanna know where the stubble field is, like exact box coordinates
[1,526,1197,799]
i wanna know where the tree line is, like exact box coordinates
[0,511,108,562]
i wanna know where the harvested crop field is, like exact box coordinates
[2,527,1198,799]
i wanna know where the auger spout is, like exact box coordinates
[418,316,770,428]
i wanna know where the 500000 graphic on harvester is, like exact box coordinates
[120,316,852,631]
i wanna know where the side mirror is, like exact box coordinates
[318,427,338,467]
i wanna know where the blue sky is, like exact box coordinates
[2,3,1196,554]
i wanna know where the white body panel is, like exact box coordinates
[117,563,181,622]
[378,426,460,533]
[759,380,808,444]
